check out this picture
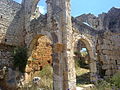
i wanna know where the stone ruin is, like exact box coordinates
[0,0,120,90]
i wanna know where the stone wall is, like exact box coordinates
[0,0,25,46]
[97,31,120,77]
[75,7,120,79]
[0,44,14,68]
[26,35,52,73]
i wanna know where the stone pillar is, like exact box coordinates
[90,59,97,82]
[48,0,76,90]
[89,48,98,83]
[62,0,76,89]
[46,0,52,28]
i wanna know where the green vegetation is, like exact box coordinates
[20,65,53,90]
[93,80,112,90]
[38,65,53,90]
[93,72,120,90]
[74,51,91,86]
[110,72,120,88]
[74,51,88,69]
[13,47,28,73]
[76,66,90,87]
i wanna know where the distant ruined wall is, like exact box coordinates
[97,31,120,77]
[75,7,120,79]
[96,8,120,78]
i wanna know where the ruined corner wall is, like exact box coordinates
[0,0,26,68]
[0,0,25,46]
[97,31,120,77]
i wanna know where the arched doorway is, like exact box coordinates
[74,40,90,86]
[74,38,97,87]
[25,35,53,90]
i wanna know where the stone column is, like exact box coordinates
[48,0,76,90]
[89,47,98,83]
[62,0,76,89]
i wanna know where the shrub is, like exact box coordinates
[92,80,112,90]
[13,47,28,73]
[110,72,120,88]
[93,72,120,90]
[19,65,53,90]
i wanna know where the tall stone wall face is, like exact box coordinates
[97,31,120,77]
[0,1,26,89]
[0,0,25,46]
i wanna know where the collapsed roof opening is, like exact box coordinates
[30,0,47,20]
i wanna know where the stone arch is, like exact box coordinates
[28,34,53,57]
[25,31,60,89]
[73,35,98,82]
[25,34,54,87]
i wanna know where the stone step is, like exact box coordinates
[76,84,95,90]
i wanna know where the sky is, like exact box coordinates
[14,0,120,17]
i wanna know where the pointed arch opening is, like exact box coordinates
[74,38,97,87]
[24,35,53,90]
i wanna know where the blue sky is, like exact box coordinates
[14,0,120,17]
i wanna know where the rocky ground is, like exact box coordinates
[76,67,95,90]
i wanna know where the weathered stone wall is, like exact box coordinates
[75,7,120,79]
[72,20,98,82]
[0,1,26,89]
[26,35,52,73]
[75,7,120,32]
[0,44,14,68]
[97,31,120,77]
[0,0,25,46]
[75,14,100,30]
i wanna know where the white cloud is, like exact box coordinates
[37,5,47,15]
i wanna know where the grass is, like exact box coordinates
[92,72,120,90]
[19,65,53,90]
[75,52,91,87]
[38,65,53,90]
